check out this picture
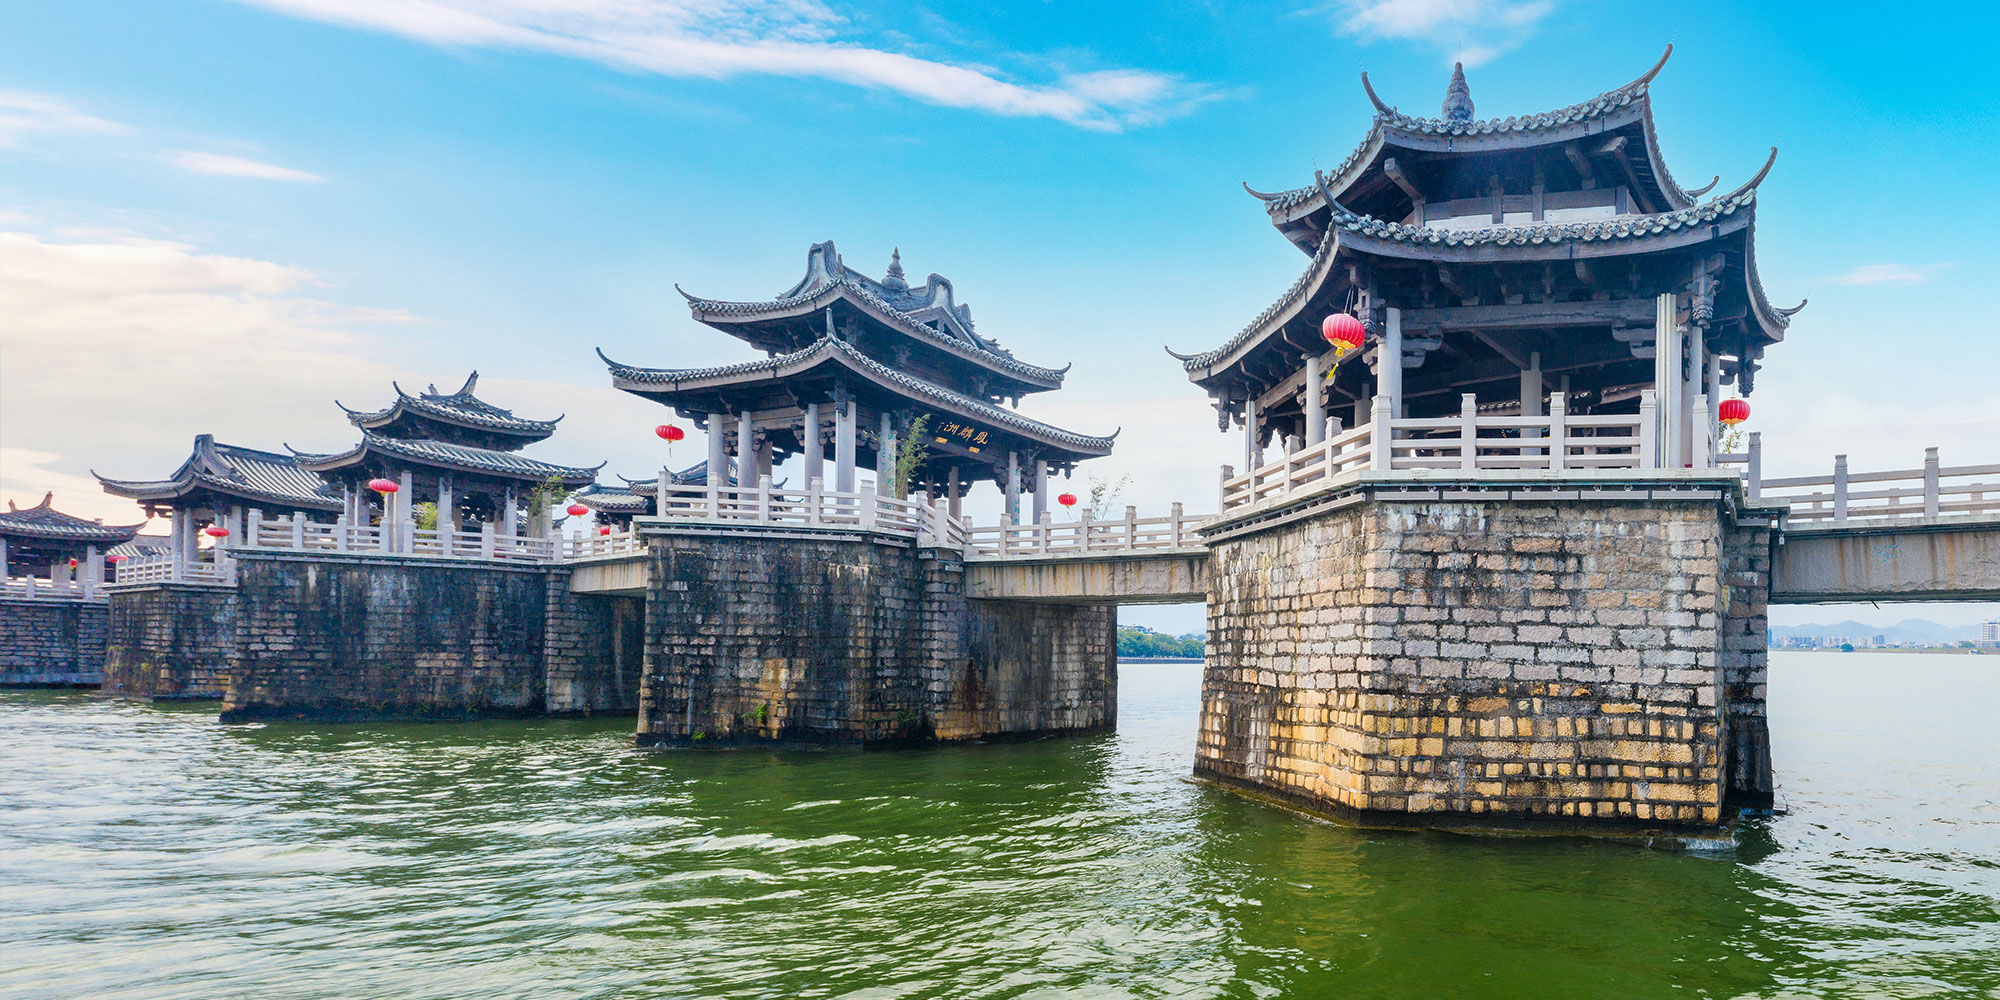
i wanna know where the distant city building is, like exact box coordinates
[1981,620,1999,649]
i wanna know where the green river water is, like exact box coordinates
[1,652,1996,999]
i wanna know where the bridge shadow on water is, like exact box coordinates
[3,655,1996,999]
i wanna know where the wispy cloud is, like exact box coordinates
[230,0,1212,130]
[1324,0,1556,67]
[0,91,130,147]
[166,150,327,182]
[1831,263,1953,287]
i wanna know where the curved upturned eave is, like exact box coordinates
[608,337,1116,456]
[1323,191,1756,264]
[291,435,602,485]
[1174,225,1343,382]
[93,469,342,511]
[344,397,561,438]
[682,280,1069,391]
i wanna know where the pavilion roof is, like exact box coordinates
[1170,164,1799,380]
[339,372,561,440]
[603,336,1116,457]
[0,493,145,544]
[575,460,741,514]
[1248,46,1710,234]
[96,435,344,512]
[677,241,1071,390]
[289,433,603,485]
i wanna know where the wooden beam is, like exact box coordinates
[1398,298,1656,332]
[1565,141,1597,190]
[1469,328,1531,369]
[1382,156,1425,211]
[1597,135,1659,215]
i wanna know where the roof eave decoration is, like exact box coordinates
[290,433,603,483]
[677,242,1070,389]
[342,372,563,435]
[1171,213,1343,376]
[1257,45,1685,224]
[604,337,1117,455]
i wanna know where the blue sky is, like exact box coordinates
[3,0,1996,629]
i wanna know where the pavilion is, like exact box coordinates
[1173,46,1799,470]
[0,493,143,597]
[97,434,342,569]
[601,242,1116,521]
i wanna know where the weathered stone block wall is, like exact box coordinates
[1199,497,1750,831]
[543,571,641,715]
[222,555,549,722]
[1720,520,1774,808]
[955,600,1116,738]
[638,533,1115,747]
[102,586,235,699]
[0,598,108,686]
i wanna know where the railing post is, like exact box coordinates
[859,484,877,532]
[1691,392,1711,468]
[1548,392,1567,471]
[1038,512,1053,554]
[1924,447,1941,517]
[757,475,772,523]
[246,509,262,547]
[1833,454,1849,522]
[1746,432,1762,502]
[1638,389,1658,469]
[1370,396,1394,471]
[1170,501,1184,549]
[291,512,306,549]
[1458,393,1478,470]
[1124,505,1138,552]
[807,477,822,527]
[1080,508,1094,551]
[480,523,496,560]
[1218,464,1234,512]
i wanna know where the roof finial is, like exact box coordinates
[883,247,907,290]
[1443,62,1474,123]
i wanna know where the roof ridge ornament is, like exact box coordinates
[1361,70,1394,116]
[1628,43,1672,91]
[883,247,908,290]
[1686,174,1721,197]
[1722,146,1780,201]
[1442,62,1474,123]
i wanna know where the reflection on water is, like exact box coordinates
[0,653,1995,998]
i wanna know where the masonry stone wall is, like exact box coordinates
[638,532,1114,747]
[1720,520,1775,809]
[102,586,235,699]
[1198,496,1761,832]
[0,598,108,686]
[222,555,550,722]
[543,572,641,715]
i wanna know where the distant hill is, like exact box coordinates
[1770,619,1978,645]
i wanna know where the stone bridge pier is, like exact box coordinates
[627,525,1116,747]
[1194,473,1776,833]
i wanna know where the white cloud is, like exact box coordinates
[0,91,129,147]
[230,0,1211,130]
[1327,0,1556,67]
[166,151,327,182]
[0,228,419,515]
[1831,263,1951,287]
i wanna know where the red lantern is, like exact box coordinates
[1718,398,1750,427]
[566,503,590,517]
[108,554,127,564]
[203,524,229,539]
[68,558,78,569]
[655,424,685,442]
[1057,492,1078,508]
[1322,313,1366,358]
[598,526,612,536]
[368,477,399,495]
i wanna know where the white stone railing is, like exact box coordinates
[965,503,1208,559]
[559,526,645,560]
[1,574,100,601]
[1723,437,2000,525]
[105,554,235,587]
[1220,391,1655,513]
[654,479,972,550]
[239,511,560,562]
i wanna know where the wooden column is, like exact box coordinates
[1653,293,1682,468]
[502,486,518,536]
[877,411,896,493]
[947,466,962,520]
[1380,306,1404,418]
[1243,396,1260,470]
[1520,350,1544,454]
[754,436,773,484]
[1032,459,1049,522]
[1005,450,1021,525]
[735,412,753,477]
[706,411,728,491]
[1683,325,1706,468]
[803,401,824,486]
[834,402,857,493]
[1304,351,1326,445]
